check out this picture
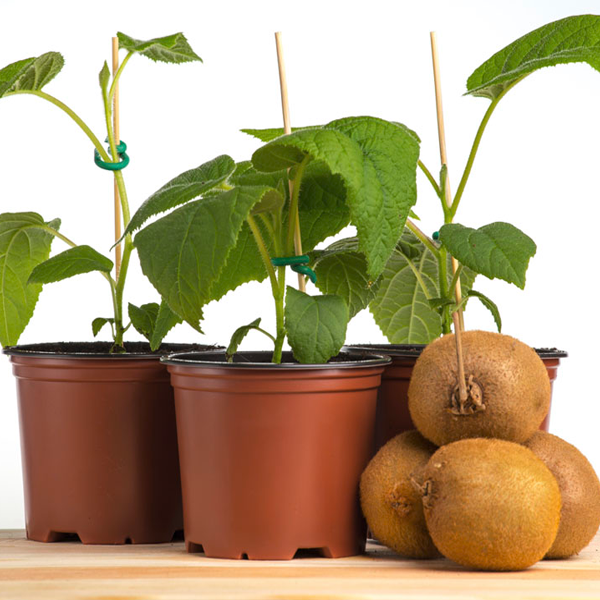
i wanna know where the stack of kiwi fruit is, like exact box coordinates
[360,330,600,571]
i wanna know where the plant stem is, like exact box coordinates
[450,78,523,218]
[286,155,310,255]
[447,263,464,297]
[406,219,440,257]
[5,90,109,160]
[108,51,134,103]
[247,215,286,363]
[418,159,441,198]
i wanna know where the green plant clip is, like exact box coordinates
[271,255,317,284]
[432,231,440,241]
[94,140,129,171]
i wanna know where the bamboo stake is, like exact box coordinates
[112,36,122,278]
[275,32,306,292]
[430,31,467,402]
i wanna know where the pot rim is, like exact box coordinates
[344,343,568,359]
[2,341,221,360]
[162,350,391,369]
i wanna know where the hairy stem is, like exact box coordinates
[450,77,524,217]
[406,219,440,257]
[286,155,310,255]
[418,159,441,198]
[247,216,285,363]
[5,90,109,160]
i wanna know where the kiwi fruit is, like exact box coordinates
[408,330,550,446]
[524,431,600,559]
[418,438,561,571]
[360,430,440,558]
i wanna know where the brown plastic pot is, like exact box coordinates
[3,341,216,545]
[165,350,390,560]
[345,344,567,450]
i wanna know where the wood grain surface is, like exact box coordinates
[0,529,598,599]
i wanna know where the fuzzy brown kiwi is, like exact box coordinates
[408,330,550,446]
[524,431,600,559]
[360,430,440,558]
[419,438,561,571]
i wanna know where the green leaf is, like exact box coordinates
[150,299,184,350]
[99,61,110,95]
[241,126,319,142]
[92,317,114,338]
[0,52,64,97]
[117,32,202,64]
[467,14,600,100]
[28,245,113,284]
[439,222,536,289]
[226,318,264,360]
[0,213,59,346]
[134,185,272,329]
[126,155,236,236]
[284,287,349,364]
[312,241,380,319]
[252,116,420,278]
[467,290,502,332]
[369,231,477,344]
[128,302,159,340]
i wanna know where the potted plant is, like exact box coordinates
[296,14,598,447]
[0,33,209,544]
[127,115,423,558]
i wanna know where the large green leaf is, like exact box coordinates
[0,213,59,346]
[252,116,419,278]
[284,287,349,364]
[134,185,276,329]
[369,232,477,344]
[467,14,600,100]
[28,245,113,284]
[312,238,380,319]
[126,155,236,236]
[439,222,536,289]
[0,52,64,98]
[117,32,202,64]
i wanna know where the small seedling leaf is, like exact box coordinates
[92,317,114,338]
[467,14,600,100]
[284,287,349,364]
[28,245,113,284]
[226,318,263,361]
[439,222,536,289]
[467,289,502,332]
[128,302,160,340]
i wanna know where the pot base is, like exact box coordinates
[185,537,366,560]
[26,527,184,545]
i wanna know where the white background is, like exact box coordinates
[1,0,599,528]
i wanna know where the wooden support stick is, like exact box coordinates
[275,32,306,292]
[430,31,467,402]
[112,36,122,279]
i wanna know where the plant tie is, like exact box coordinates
[94,138,129,171]
[271,255,317,284]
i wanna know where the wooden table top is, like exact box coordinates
[0,529,598,599]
